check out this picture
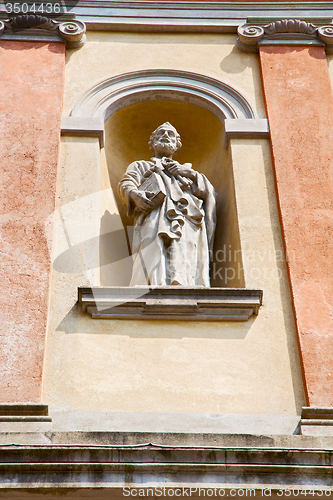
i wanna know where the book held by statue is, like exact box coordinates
[138,171,166,207]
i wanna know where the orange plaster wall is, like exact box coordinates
[259,45,333,407]
[0,41,65,403]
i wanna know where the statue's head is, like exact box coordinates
[149,122,182,157]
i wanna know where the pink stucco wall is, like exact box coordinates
[0,41,65,403]
[260,45,333,406]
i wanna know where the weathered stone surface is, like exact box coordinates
[1,431,333,447]
[0,432,333,492]
[49,410,298,435]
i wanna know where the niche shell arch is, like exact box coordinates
[69,69,256,123]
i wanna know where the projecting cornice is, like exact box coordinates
[1,3,332,35]
[237,19,333,52]
[0,14,86,47]
[50,1,333,34]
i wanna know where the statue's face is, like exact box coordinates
[152,127,179,156]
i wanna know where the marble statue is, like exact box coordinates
[118,122,216,286]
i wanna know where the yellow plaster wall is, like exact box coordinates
[62,32,266,118]
[42,32,306,416]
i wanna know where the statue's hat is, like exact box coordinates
[153,122,178,135]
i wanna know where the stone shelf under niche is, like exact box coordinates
[78,287,263,321]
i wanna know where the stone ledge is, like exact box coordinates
[301,407,333,420]
[61,116,104,147]
[0,438,333,489]
[223,118,269,148]
[0,416,51,422]
[0,405,52,432]
[78,287,263,321]
[300,407,333,436]
[1,431,333,447]
[0,404,49,417]
[49,410,299,435]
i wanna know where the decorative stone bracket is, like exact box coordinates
[237,19,333,53]
[0,14,86,48]
[78,287,263,321]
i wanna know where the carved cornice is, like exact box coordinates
[237,19,333,53]
[0,15,86,48]
[44,2,333,34]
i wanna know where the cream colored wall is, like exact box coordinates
[62,32,266,118]
[42,31,306,416]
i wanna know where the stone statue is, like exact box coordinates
[118,122,216,286]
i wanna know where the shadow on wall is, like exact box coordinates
[220,44,256,75]
[52,210,132,285]
[103,100,245,288]
[56,302,256,339]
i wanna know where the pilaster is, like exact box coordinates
[238,19,333,431]
[0,30,67,423]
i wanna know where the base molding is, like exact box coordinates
[0,432,333,491]
[300,407,333,435]
[0,404,52,432]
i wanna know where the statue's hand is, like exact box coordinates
[130,190,156,214]
[167,162,197,182]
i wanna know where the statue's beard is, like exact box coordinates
[154,141,177,156]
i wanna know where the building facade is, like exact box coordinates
[1,0,333,498]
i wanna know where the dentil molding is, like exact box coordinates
[237,19,333,53]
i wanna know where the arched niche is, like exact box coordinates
[70,69,256,122]
[65,70,262,288]
[103,100,243,288]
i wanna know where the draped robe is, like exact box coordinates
[118,157,216,287]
